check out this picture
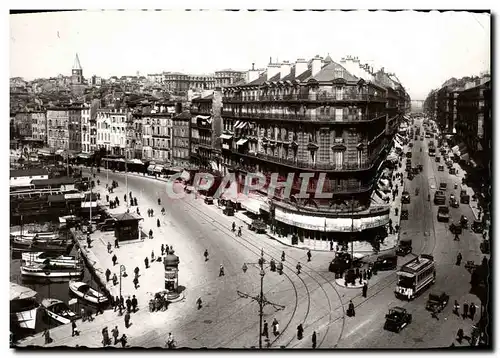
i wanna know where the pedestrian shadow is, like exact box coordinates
[177,285,186,294]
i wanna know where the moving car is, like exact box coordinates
[460,190,470,204]
[401,191,411,204]
[425,292,449,313]
[396,239,412,256]
[222,207,234,216]
[439,182,447,191]
[328,252,362,276]
[435,156,441,163]
[449,222,462,235]
[384,307,412,333]
[97,218,116,232]
[449,195,459,208]
[437,206,450,222]
[204,196,214,205]
[434,191,446,205]
[438,165,445,171]
[401,207,409,220]
[449,168,456,175]
[406,152,412,159]
[373,254,398,271]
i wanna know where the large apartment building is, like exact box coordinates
[220,55,409,242]
[47,106,83,151]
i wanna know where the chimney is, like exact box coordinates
[311,55,323,77]
[280,61,291,79]
[247,66,261,83]
[295,58,308,77]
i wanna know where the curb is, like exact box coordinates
[334,279,368,289]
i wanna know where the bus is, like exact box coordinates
[395,254,435,300]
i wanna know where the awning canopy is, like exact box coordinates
[236,139,248,146]
[154,165,164,173]
[234,120,242,128]
[241,198,263,215]
[451,145,460,154]
[147,165,155,172]
[393,138,403,150]
[220,134,233,140]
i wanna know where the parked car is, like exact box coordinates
[449,168,456,175]
[480,240,490,254]
[401,191,411,204]
[439,182,447,191]
[460,190,470,204]
[97,218,116,232]
[222,207,234,216]
[472,220,483,233]
[437,206,450,222]
[204,196,214,205]
[435,156,441,163]
[449,222,462,235]
[384,307,412,333]
[425,292,449,313]
[396,239,412,256]
[406,152,412,159]
[328,252,362,275]
[401,208,409,220]
[248,219,267,234]
[438,165,445,171]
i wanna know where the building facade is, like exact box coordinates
[96,110,111,152]
[31,112,47,143]
[163,72,216,94]
[190,90,223,171]
[15,112,33,138]
[127,115,143,159]
[221,55,409,241]
[172,111,192,167]
[68,108,83,152]
[47,108,70,150]
[215,70,246,88]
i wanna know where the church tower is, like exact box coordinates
[72,53,83,85]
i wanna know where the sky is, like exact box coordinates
[9,10,490,100]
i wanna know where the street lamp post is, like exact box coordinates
[119,264,126,301]
[238,249,285,349]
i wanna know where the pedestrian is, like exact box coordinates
[454,300,460,316]
[271,317,279,336]
[431,306,440,320]
[43,329,51,345]
[134,266,140,278]
[161,244,165,256]
[86,235,92,248]
[145,257,149,269]
[157,218,160,227]
[120,334,128,348]
[348,300,355,317]
[112,273,118,286]
[196,297,203,310]
[105,268,111,282]
[307,250,312,262]
[126,297,132,312]
[456,253,462,266]
[355,268,360,279]
[86,308,94,322]
[363,270,367,281]
[124,311,131,328]
[107,242,112,253]
[312,331,317,349]
[297,324,304,340]
[389,225,393,235]
[71,321,78,336]
[151,250,155,261]
[124,194,127,203]
[281,251,286,261]
[133,276,139,289]
[106,194,109,202]
[115,238,119,248]
[261,320,269,339]
[81,307,86,322]
[463,302,469,319]
[469,303,476,320]
[132,295,138,312]
[112,254,117,266]
[456,328,464,343]
[296,262,302,274]
[219,264,225,277]
[113,295,119,311]
[166,332,174,349]
[149,229,153,239]
[111,326,119,344]
[362,283,368,298]
[102,327,110,346]
[330,240,334,251]
[204,249,209,261]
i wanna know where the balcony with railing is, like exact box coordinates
[233,150,377,172]
[223,92,387,103]
[222,110,386,124]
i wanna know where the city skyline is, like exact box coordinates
[10,10,490,100]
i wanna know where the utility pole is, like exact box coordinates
[351,196,355,266]
[237,249,285,349]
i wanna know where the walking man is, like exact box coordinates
[219,264,225,277]
[120,334,128,347]
[133,276,139,289]
[296,262,302,274]
[166,333,174,349]
[362,282,368,298]
[281,251,286,261]
[126,297,132,312]
[134,266,140,278]
[105,268,111,282]
[204,249,209,261]
[161,244,165,256]
[132,295,138,312]
[463,301,469,319]
[112,273,118,286]
[297,324,304,340]
[145,257,149,269]
[469,303,476,320]
[114,238,119,249]
[71,321,78,337]
[307,250,312,262]
[151,250,155,261]
[272,318,279,336]
[114,295,120,311]
[348,300,355,317]
[112,254,117,266]
[112,326,119,345]
[107,242,112,254]
[312,331,317,349]
[262,320,269,338]
[124,311,131,328]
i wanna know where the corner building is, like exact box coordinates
[221,56,409,242]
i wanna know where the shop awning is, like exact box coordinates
[237,121,249,129]
[81,201,98,208]
[147,165,155,172]
[460,153,470,161]
[210,161,218,171]
[274,208,326,231]
[241,198,263,215]
[234,120,242,128]
[236,139,248,146]
[220,134,233,140]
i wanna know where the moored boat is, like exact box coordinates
[10,231,58,241]
[69,281,108,305]
[10,282,39,330]
[21,252,80,267]
[11,239,74,254]
[42,298,77,325]
[21,263,84,279]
